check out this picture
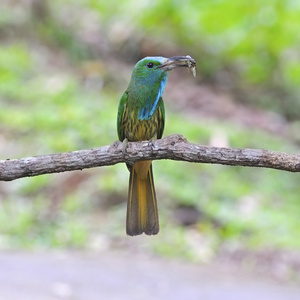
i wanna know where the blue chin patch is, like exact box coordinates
[138,76,167,120]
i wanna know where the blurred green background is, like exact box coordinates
[0,0,300,274]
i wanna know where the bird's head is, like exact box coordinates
[128,55,196,120]
[130,55,196,86]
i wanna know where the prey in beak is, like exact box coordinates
[158,55,196,76]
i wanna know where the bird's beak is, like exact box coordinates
[158,55,196,73]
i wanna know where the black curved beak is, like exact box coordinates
[158,55,196,73]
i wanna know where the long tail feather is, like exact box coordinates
[126,161,159,236]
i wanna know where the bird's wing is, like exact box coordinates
[117,91,128,141]
[157,97,165,139]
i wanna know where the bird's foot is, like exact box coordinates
[122,138,129,159]
[148,138,156,152]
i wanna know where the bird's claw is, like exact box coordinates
[149,138,156,152]
[122,138,129,159]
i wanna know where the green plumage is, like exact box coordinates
[117,57,167,142]
[117,55,196,236]
[117,91,165,142]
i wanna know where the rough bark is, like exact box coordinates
[1,134,300,181]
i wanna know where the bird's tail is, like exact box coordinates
[126,161,159,236]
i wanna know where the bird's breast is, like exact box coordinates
[123,109,160,142]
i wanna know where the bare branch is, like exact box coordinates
[1,134,300,181]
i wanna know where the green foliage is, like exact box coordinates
[85,0,300,118]
[0,44,31,95]
[1,0,300,259]
[155,118,300,250]
[0,194,89,249]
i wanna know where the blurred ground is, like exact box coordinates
[1,250,300,300]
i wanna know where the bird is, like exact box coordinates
[117,55,196,236]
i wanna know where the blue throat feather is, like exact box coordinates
[138,76,167,120]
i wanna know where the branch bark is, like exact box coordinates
[1,134,300,181]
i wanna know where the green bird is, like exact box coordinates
[117,55,196,236]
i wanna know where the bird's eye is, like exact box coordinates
[146,62,154,68]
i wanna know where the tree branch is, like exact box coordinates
[1,134,300,181]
